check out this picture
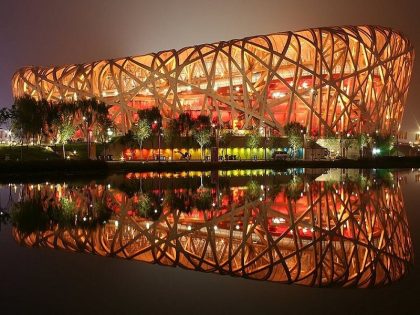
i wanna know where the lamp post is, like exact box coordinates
[155,119,163,164]
[301,128,305,160]
[264,125,267,161]
[83,116,91,160]
[336,131,342,158]
[106,128,113,158]
[212,123,219,162]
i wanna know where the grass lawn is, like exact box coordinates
[0,145,61,161]
[65,142,106,159]
[0,142,106,161]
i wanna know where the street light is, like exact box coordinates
[264,125,268,161]
[82,116,91,159]
[106,128,113,157]
[156,120,162,163]
[212,123,219,162]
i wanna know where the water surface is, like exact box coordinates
[0,168,419,314]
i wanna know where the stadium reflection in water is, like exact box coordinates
[8,169,413,288]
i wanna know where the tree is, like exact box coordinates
[372,133,395,156]
[58,120,75,159]
[246,130,261,159]
[0,107,11,126]
[219,129,233,157]
[341,138,352,158]
[357,133,369,158]
[138,107,162,124]
[74,98,109,140]
[163,119,179,160]
[193,128,211,160]
[10,95,43,145]
[284,122,305,159]
[177,112,193,136]
[137,107,162,149]
[93,115,114,145]
[194,114,211,129]
[192,115,212,160]
[0,108,12,143]
[37,98,59,144]
[132,120,151,159]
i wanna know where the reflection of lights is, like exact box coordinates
[10,171,413,289]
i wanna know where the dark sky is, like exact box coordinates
[0,0,418,137]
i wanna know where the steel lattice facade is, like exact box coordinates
[12,25,414,135]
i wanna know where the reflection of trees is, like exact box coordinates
[246,180,262,201]
[164,190,188,213]
[11,175,413,288]
[11,192,49,233]
[10,184,113,232]
[137,193,152,217]
[194,187,212,211]
[0,186,12,231]
[285,175,304,201]
[49,197,76,227]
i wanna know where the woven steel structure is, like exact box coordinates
[12,26,414,136]
[12,26,414,135]
[12,172,412,287]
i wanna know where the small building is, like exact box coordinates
[304,142,328,160]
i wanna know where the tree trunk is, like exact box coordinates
[62,143,66,159]
[139,140,143,160]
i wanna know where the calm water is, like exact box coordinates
[0,168,419,314]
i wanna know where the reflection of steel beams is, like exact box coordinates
[12,26,413,135]
[12,179,412,288]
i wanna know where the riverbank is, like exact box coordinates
[0,156,420,179]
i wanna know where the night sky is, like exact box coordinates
[0,0,418,136]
